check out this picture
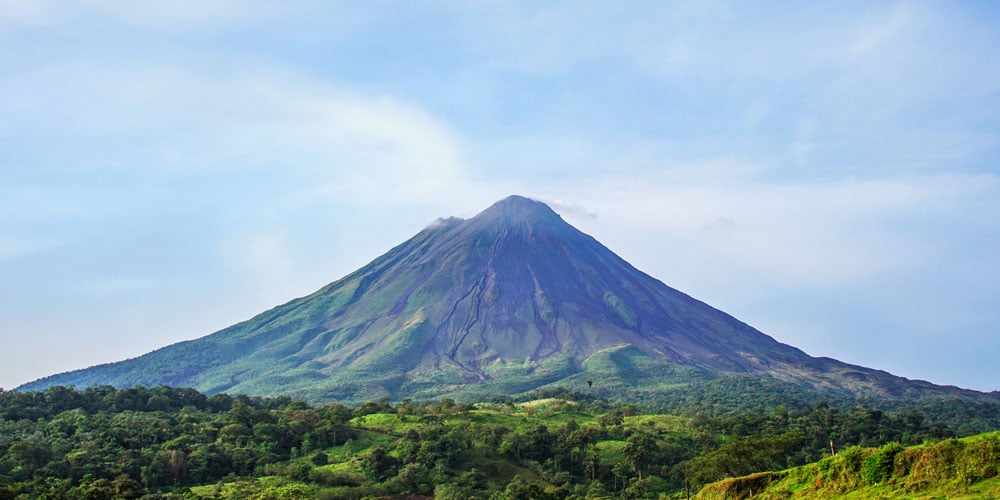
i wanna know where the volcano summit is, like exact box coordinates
[20,196,990,405]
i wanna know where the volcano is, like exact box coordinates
[19,196,990,405]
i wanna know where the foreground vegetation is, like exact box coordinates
[696,432,1000,499]
[0,386,996,498]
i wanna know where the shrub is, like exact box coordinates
[861,442,903,485]
[956,435,1000,483]
[307,468,359,487]
[838,446,866,474]
[909,438,962,484]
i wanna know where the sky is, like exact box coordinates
[2,1,998,392]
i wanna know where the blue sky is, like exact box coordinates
[2,1,998,392]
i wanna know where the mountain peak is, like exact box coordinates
[493,194,545,207]
[473,195,562,226]
[20,196,992,406]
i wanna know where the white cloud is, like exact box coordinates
[549,170,998,294]
[252,84,467,202]
[2,62,468,200]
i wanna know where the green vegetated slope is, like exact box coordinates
[3,386,998,499]
[695,432,1000,500]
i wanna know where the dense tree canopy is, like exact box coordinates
[0,386,991,498]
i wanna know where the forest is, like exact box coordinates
[1,385,998,499]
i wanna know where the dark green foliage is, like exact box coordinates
[358,446,398,482]
[0,386,354,497]
[0,386,996,498]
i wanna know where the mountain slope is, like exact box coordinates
[18,196,994,404]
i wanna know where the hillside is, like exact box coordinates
[18,196,998,408]
[695,432,1000,499]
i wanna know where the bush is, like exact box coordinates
[956,435,1000,483]
[861,442,903,485]
[909,438,962,483]
[310,451,328,466]
[307,468,360,487]
[838,446,866,474]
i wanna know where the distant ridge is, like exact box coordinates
[20,196,999,406]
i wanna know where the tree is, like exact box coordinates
[396,462,433,495]
[111,474,146,499]
[360,446,399,482]
[310,451,328,466]
[8,438,52,471]
[583,453,601,482]
[142,450,188,487]
[623,431,659,479]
